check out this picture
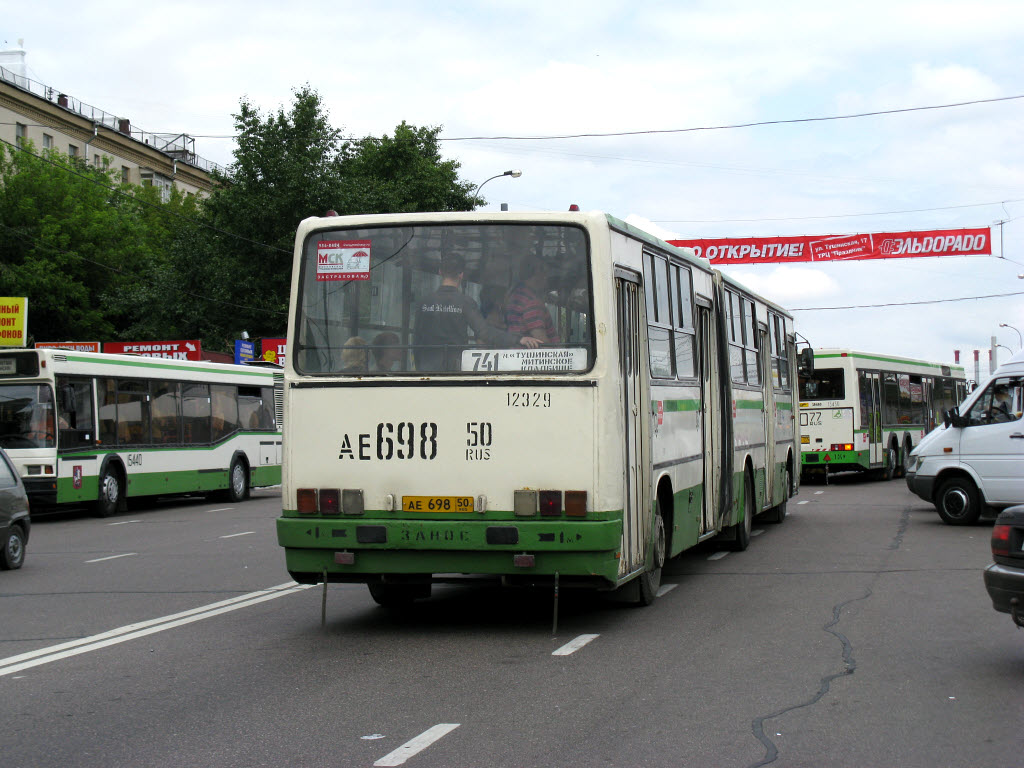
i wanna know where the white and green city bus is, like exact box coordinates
[798,349,966,481]
[0,349,282,515]
[276,211,805,605]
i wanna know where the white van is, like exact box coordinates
[906,348,1024,525]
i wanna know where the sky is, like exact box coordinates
[4,0,1024,382]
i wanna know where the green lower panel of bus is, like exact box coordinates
[277,516,624,585]
[801,450,870,472]
[51,464,282,504]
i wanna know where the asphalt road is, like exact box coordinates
[1,477,1021,768]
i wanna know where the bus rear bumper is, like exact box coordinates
[276,516,624,587]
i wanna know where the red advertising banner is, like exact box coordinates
[104,340,202,361]
[261,337,286,365]
[36,341,102,352]
[668,227,991,264]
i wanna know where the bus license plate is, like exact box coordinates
[402,496,474,513]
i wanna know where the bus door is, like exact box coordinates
[861,371,883,463]
[616,272,646,575]
[697,299,717,534]
[759,325,775,506]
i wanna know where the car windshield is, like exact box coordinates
[0,384,57,449]
[293,222,593,375]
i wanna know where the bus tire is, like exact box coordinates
[94,465,123,518]
[1,524,26,569]
[368,582,430,607]
[763,468,789,524]
[228,456,250,502]
[637,503,666,606]
[935,477,982,526]
[726,475,754,551]
[876,447,895,481]
[895,441,911,479]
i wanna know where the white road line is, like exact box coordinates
[107,520,141,526]
[219,531,254,539]
[752,529,764,537]
[797,500,809,505]
[552,633,600,656]
[85,553,137,563]
[207,507,234,513]
[708,551,730,561]
[656,583,678,597]
[815,491,824,495]
[0,582,312,677]
[374,724,461,767]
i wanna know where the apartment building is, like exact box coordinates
[0,43,217,199]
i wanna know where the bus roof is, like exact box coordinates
[812,348,966,375]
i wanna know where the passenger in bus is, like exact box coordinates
[505,257,557,343]
[413,254,540,372]
[479,286,508,330]
[371,331,402,372]
[341,337,369,373]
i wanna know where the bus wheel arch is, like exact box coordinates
[94,457,126,518]
[724,462,755,551]
[228,451,251,502]
[656,477,675,559]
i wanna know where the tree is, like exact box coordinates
[0,144,164,343]
[343,121,476,214]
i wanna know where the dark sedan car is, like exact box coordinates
[0,446,30,570]
[984,505,1024,628]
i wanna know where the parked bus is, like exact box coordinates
[276,211,805,605]
[0,349,282,515]
[798,349,966,482]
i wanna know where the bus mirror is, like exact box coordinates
[798,348,814,376]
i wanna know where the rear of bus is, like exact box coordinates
[276,213,627,603]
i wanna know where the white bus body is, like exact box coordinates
[277,211,802,604]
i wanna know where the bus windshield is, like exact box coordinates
[799,368,845,400]
[0,384,56,449]
[294,223,593,375]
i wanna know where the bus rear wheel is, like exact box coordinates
[228,457,250,502]
[368,581,431,607]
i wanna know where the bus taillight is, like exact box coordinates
[319,489,340,515]
[830,444,854,452]
[297,489,318,514]
[539,491,562,516]
[565,491,588,517]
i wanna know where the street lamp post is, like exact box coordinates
[474,169,522,201]
[999,323,1022,350]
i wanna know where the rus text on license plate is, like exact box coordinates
[402,496,474,513]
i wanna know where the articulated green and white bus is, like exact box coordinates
[276,211,805,605]
[798,349,966,481]
[0,349,282,515]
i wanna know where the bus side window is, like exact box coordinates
[56,376,94,448]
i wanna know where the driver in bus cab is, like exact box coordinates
[413,253,540,371]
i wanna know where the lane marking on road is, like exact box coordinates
[219,531,255,539]
[85,553,137,563]
[207,507,234,513]
[797,501,809,505]
[752,529,765,537]
[552,634,600,656]
[708,551,730,561]
[374,723,461,767]
[0,582,313,677]
[656,583,678,597]
[107,520,141,526]
[815,491,824,495]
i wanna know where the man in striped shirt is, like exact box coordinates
[505,257,557,343]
